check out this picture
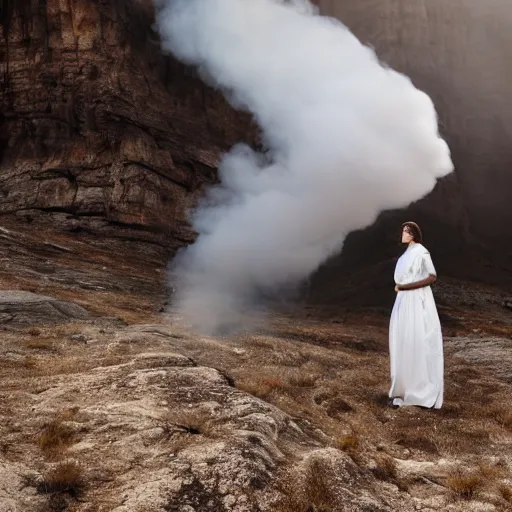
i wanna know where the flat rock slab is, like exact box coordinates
[0,290,89,325]
[133,352,195,368]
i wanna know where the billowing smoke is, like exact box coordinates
[155,0,453,334]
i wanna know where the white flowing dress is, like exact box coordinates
[389,243,443,409]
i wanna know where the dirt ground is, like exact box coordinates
[0,219,511,511]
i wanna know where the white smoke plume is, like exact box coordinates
[155,0,453,334]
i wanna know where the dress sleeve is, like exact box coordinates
[422,252,437,276]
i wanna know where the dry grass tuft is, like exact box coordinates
[396,432,439,455]
[324,396,354,417]
[336,434,359,452]
[274,459,336,512]
[433,425,492,456]
[28,327,42,337]
[372,392,390,408]
[159,409,220,455]
[342,337,386,353]
[37,460,84,497]
[276,326,339,347]
[22,355,38,369]
[161,409,216,437]
[450,365,483,383]
[287,371,318,388]
[483,405,512,429]
[261,377,286,389]
[24,338,56,351]
[56,407,80,423]
[38,420,76,460]
[248,337,277,350]
[435,402,462,418]
[372,455,397,482]
[477,461,505,481]
[499,484,512,504]
[445,470,484,500]
[236,376,288,399]
[302,460,336,510]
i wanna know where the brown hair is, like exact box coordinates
[402,221,423,244]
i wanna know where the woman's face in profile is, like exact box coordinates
[401,226,414,244]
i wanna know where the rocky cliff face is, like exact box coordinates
[0,0,256,250]
[1,0,510,295]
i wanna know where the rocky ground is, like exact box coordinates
[0,219,511,512]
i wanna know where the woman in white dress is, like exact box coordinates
[389,222,443,409]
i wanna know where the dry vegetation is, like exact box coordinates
[499,484,512,504]
[2,305,510,510]
[160,408,218,438]
[372,454,398,482]
[336,434,360,452]
[445,470,485,500]
[483,405,512,429]
[38,460,84,496]
[228,312,512,508]
[38,419,76,460]
[0,221,511,510]
[274,459,339,512]
[24,338,57,351]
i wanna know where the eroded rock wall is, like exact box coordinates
[0,0,256,248]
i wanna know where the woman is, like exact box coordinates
[389,222,443,409]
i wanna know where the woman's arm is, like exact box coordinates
[397,274,437,291]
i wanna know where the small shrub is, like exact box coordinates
[38,420,75,459]
[236,376,287,399]
[37,461,84,497]
[477,461,505,481]
[373,392,390,408]
[336,435,359,452]
[161,409,215,437]
[372,455,397,482]
[287,371,318,388]
[445,470,484,500]
[274,459,336,512]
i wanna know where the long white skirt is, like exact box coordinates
[389,286,443,408]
